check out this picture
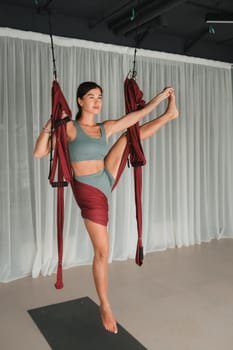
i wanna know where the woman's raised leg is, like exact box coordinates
[84,219,118,334]
[105,92,178,177]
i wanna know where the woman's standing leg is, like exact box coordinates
[84,219,118,334]
[86,93,178,334]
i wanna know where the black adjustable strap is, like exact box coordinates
[48,116,71,179]
[54,116,71,128]
[51,181,68,187]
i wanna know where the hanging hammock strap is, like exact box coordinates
[49,80,73,289]
[112,77,146,266]
[40,5,73,289]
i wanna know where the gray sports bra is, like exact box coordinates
[68,121,108,162]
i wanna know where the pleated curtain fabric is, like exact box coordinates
[0,28,233,283]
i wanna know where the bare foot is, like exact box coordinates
[166,92,179,120]
[100,303,118,334]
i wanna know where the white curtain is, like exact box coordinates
[0,28,233,283]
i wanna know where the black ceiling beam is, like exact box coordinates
[129,18,160,45]
[187,1,233,16]
[184,28,208,53]
[206,13,233,23]
[107,1,148,31]
[34,0,53,11]
[0,1,34,9]
[186,1,222,12]
[217,36,233,46]
[109,1,165,32]
[128,17,164,36]
[89,0,139,29]
[112,0,187,35]
[124,15,168,38]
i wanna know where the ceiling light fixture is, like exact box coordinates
[208,25,215,34]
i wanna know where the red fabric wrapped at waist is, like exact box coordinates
[71,178,109,226]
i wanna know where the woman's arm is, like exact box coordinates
[104,87,174,138]
[33,119,53,158]
[33,111,75,158]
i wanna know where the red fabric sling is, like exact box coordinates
[49,80,73,289]
[112,77,146,266]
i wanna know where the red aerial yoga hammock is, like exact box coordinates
[48,80,73,289]
[112,77,146,266]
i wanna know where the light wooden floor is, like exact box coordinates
[0,238,233,350]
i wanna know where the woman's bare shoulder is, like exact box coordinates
[67,120,77,141]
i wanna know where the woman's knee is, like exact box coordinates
[84,220,109,258]
[94,246,109,260]
[107,132,127,157]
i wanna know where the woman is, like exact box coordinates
[34,81,178,334]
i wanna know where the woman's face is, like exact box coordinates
[78,87,102,115]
